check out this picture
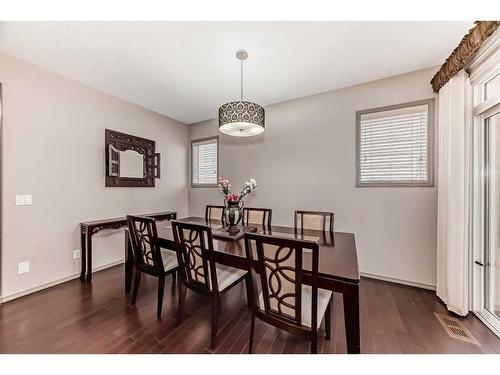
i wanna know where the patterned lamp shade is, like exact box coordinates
[218,101,265,137]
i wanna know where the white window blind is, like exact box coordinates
[192,137,218,186]
[357,102,432,186]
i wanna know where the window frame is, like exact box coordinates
[191,135,219,188]
[355,98,435,188]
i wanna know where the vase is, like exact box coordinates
[225,200,244,235]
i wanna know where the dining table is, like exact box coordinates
[124,216,361,354]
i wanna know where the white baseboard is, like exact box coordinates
[0,259,124,303]
[360,272,436,291]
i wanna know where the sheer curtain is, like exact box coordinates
[436,70,471,316]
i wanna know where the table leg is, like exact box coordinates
[125,230,134,294]
[85,230,93,283]
[80,228,87,281]
[343,283,360,354]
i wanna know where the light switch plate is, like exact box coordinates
[15,194,33,206]
[18,261,30,274]
[73,249,81,259]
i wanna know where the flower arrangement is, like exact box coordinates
[218,177,257,203]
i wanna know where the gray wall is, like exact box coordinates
[0,53,189,300]
[0,54,439,299]
[189,67,439,288]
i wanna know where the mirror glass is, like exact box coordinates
[120,149,144,178]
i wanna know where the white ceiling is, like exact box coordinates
[0,22,472,124]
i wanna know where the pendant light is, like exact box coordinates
[218,50,265,137]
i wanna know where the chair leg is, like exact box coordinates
[131,270,141,305]
[176,282,186,326]
[171,270,177,287]
[248,312,256,354]
[210,294,219,349]
[325,297,332,340]
[311,331,318,354]
[157,275,166,318]
[244,274,252,309]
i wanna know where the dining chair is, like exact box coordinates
[126,215,179,318]
[244,232,332,354]
[205,205,225,224]
[294,210,334,233]
[242,207,272,227]
[172,220,249,349]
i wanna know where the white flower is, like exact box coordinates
[244,181,252,188]
[249,178,257,188]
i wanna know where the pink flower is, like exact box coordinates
[227,194,239,202]
[218,177,231,187]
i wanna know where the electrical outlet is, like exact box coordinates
[73,249,81,259]
[18,261,30,275]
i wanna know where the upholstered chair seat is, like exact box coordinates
[214,264,248,291]
[258,285,332,328]
[160,249,179,272]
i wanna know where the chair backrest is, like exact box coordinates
[127,215,164,273]
[172,221,219,293]
[244,232,319,334]
[243,207,272,227]
[205,205,225,224]
[294,210,334,232]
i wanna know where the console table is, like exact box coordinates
[80,211,177,282]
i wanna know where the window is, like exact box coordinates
[191,136,218,187]
[356,99,434,187]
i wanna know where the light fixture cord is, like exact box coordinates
[240,58,243,101]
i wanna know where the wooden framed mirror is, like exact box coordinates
[105,129,160,187]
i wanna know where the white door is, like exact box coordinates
[472,59,500,336]
[477,106,500,334]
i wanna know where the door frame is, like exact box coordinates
[0,83,3,304]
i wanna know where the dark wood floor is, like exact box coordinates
[0,265,499,354]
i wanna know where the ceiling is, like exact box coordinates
[0,22,472,124]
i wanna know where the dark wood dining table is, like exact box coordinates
[124,216,361,354]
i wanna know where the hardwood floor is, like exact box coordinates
[0,264,499,354]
